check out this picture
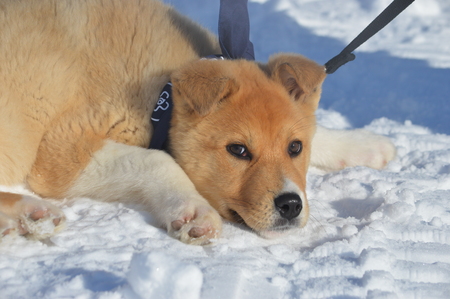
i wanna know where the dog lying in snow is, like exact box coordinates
[0,0,395,244]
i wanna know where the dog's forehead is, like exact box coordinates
[218,84,314,143]
[238,77,305,124]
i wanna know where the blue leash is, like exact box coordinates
[324,0,416,74]
[218,0,255,61]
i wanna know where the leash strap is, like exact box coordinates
[219,0,255,60]
[325,0,416,74]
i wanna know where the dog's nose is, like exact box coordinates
[274,193,302,220]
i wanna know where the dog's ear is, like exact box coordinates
[171,60,238,116]
[268,54,326,110]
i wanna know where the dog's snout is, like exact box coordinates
[274,193,302,221]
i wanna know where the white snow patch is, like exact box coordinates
[125,252,203,299]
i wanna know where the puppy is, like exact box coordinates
[0,0,395,244]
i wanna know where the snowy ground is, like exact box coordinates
[1,0,449,298]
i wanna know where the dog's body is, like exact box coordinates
[0,0,395,244]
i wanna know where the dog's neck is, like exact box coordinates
[148,55,224,152]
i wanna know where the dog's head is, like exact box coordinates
[169,54,326,237]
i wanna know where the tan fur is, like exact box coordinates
[0,0,219,193]
[0,0,394,243]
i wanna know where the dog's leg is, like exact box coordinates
[66,141,222,245]
[0,192,65,239]
[310,126,396,172]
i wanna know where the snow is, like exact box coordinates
[125,252,203,299]
[1,0,450,298]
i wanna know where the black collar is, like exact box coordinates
[148,82,173,151]
[148,55,224,151]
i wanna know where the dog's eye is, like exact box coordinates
[288,140,302,157]
[227,144,251,160]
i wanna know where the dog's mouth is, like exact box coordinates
[258,227,294,239]
[228,208,299,238]
[260,218,300,239]
[229,209,246,225]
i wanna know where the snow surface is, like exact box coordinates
[1,0,449,298]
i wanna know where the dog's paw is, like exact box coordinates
[339,129,396,170]
[328,129,396,170]
[168,204,222,245]
[312,128,396,172]
[16,196,66,239]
